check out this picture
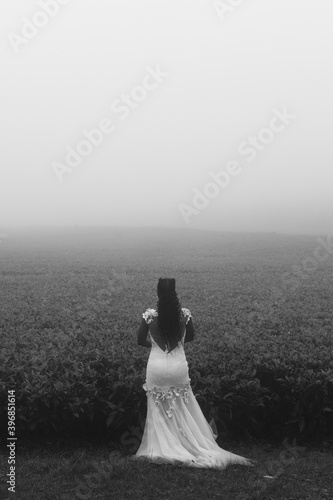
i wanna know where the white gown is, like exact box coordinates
[134,308,253,469]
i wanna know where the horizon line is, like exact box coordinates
[0,224,330,239]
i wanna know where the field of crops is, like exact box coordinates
[1,227,332,445]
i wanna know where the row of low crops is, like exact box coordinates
[1,315,332,445]
[1,229,333,445]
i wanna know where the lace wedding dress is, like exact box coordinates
[133,308,253,469]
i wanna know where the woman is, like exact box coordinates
[133,277,254,469]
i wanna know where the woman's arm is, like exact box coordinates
[184,317,195,343]
[137,318,152,348]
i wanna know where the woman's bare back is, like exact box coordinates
[148,315,187,352]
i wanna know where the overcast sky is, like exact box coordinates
[1,0,332,235]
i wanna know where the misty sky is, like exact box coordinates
[1,0,332,235]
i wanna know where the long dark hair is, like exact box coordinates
[157,278,183,353]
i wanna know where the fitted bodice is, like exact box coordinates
[146,327,189,388]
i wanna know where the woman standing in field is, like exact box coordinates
[133,277,254,469]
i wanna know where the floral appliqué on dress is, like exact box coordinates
[181,308,191,324]
[143,382,191,418]
[142,308,158,324]
[142,308,191,324]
